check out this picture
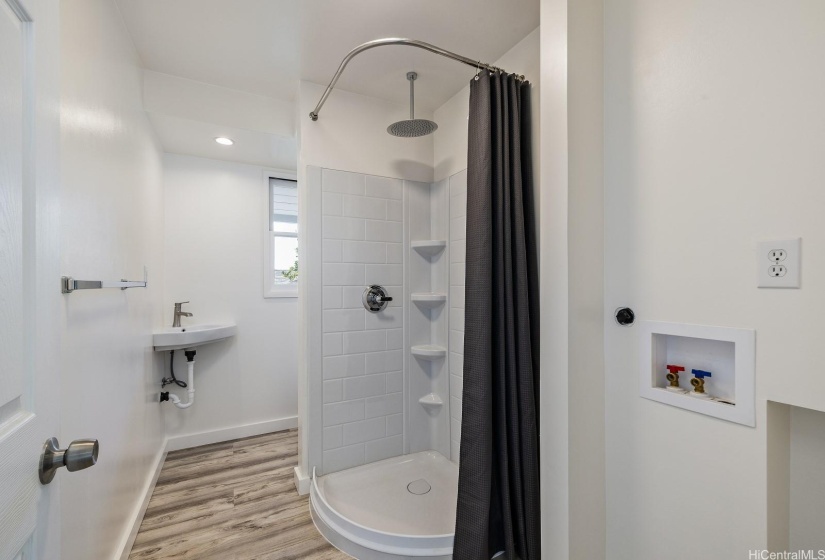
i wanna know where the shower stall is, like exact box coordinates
[299,37,534,558]
[303,166,469,558]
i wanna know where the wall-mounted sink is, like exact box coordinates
[153,324,237,352]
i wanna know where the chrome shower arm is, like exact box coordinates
[409,73,415,120]
[308,38,504,121]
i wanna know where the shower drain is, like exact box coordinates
[407,478,432,495]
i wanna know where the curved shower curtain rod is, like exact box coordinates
[308,38,525,121]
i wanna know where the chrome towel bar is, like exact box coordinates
[61,267,147,294]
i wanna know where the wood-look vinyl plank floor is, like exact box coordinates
[129,429,351,560]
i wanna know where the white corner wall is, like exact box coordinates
[408,177,451,460]
[567,1,606,559]
[539,1,571,556]
[59,1,166,558]
[433,27,541,184]
[538,0,607,558]
[161,154,299,442]
[299,81,435,184]
[604,1,825,558]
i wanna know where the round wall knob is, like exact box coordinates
[615,307,635,326]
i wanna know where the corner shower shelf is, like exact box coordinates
[418,393,444,412]
[411,292,447,307]
[411,240,447,256]
[411,345,447,360]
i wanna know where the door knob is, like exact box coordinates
[39,437,99,484]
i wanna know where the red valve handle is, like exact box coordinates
[666,365,685,373]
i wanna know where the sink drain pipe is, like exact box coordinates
[160,350,196,409]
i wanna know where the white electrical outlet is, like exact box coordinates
[757,238,801,288]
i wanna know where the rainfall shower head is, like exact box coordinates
[388,72,438,138]
[388,118,438,137]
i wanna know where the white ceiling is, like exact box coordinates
[116,0,539,111]
[147,113,298,170]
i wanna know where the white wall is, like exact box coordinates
[538,1,608,558]
[789,406,825,550]
[59,1,166,558]
[604,1,825,558]
[433,28,541,184]
[298,81,435,184]
[162,154,299,441]
[567,1,606,559]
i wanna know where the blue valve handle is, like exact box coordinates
[691,369,712,379]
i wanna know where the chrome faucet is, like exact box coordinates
[172,301,193,328]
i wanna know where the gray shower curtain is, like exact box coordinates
[453,71,540,560]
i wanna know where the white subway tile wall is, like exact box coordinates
[323,333,342,357]
[321,169,405,472]
[449,170,468,462]
[386,413,403,436]
[366,435,404,463]
[323,426,343,450]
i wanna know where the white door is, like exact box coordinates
[0,0,62,558]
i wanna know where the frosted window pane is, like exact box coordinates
[272,221,298,234]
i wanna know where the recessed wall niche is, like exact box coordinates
[639,321,756,427]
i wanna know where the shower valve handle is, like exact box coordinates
[363,285,392,312]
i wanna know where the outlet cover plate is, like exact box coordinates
[757,238,801,288]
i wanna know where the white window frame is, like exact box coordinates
[264,169,299,298]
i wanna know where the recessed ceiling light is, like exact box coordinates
[215,137,234,146]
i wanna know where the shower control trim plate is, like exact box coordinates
[362,285,393,313]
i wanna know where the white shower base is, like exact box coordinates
[310,451,458,559]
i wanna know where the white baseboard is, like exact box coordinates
[165,416,298,452]
[294,465,311,495]
[117,415,298,559]
[117,445,167,560]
